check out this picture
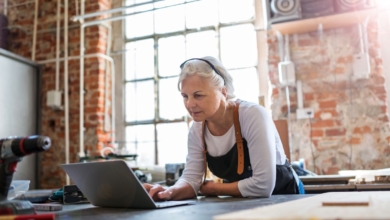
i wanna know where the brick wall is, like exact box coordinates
[268,17,390,174]
[1,0,113,188]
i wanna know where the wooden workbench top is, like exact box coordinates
[214,191,390,220]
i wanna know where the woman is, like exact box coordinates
[143,56,304,201]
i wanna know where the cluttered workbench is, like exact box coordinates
[2,135,390,219]
[29,190,390,220]
[37,194,312,220]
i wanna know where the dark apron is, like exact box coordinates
[206,139,299,195]
[201,100,301,195]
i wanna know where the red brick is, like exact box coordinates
[326,128,346,136]
[349,137,361,145]
[304,92,315,101]
[319,100,337,109]
[371,86,386,94]
[379,115,389,122]
[312,120,334,128]
[311,130,323,137]
[337,56,353,64]
[334,67,345,74]
[353,126,371,134]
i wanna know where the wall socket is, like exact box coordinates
[296,108,314,119]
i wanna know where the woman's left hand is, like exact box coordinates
[199,180,218,196]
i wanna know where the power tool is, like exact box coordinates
[0,135,51,215]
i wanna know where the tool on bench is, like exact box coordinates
[0,136,51,215]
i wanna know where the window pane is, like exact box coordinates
[126,124,155,167]
[159,77,187,119]
[154,5,185,34]
[220,24,257,69]
[158,36,185,77]
[186,0,218,29]
[125,5,154,39]
[219,0,254,23]
[125,39,155,80]
[186,31,218,59]
[157,122,188,165]
[230,67,259,104]
[125,80,155,121]
[154,0,184,8]
[125,0,151,5]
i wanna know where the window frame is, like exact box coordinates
[123,0,258,165]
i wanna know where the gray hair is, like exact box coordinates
[177,56,235,100]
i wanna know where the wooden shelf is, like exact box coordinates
[271,8,379,35]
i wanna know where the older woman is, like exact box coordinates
[143,56,304,201]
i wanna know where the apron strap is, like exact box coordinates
[202,121,208,184]
[233,99,244,175]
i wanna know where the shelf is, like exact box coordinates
[271,8,379,35]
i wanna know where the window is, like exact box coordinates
[124,0,258,167]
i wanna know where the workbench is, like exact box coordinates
[39,194,312,220]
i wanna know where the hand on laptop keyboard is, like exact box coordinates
[143,183,172,201]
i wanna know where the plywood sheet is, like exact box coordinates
[213,191,390,220]
[273,120,289,161]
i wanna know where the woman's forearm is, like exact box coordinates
[201,181,243,197]
[169,181,197,200]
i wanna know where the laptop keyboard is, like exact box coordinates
[155,200,193,208]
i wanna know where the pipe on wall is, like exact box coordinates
[104,24,112,133]
[79,0,85,158]
[31,0,38,61]
[64,0,70,185]
[56,0,61,91]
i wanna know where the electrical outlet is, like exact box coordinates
[46,90,62,109]
[296,108,314,119]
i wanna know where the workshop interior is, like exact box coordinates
[1,0,390,219]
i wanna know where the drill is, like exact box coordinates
[0,135,51,202]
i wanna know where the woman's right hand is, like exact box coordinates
[142,183,173,201]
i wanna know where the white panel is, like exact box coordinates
[0,54,38,189]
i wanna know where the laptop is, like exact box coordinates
[61,160,194,209]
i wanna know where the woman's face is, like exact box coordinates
[180,74,225,122]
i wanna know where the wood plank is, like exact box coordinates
[322,201,369,206]
[213,191,390,220]
[273,120,290,161]
[270,9,379,35]
[300,175,356,183]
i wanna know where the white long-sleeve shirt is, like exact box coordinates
[177,101,286,198]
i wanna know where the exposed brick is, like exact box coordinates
[304,92,315,101]
[337,56,353,64]
[3,0,113,188]
[311,129,323,137]
[353,126,371,134]
[379,115,389,122]
[349,137,361,145]
[370,86,386,95]
[312,120,334,128]
[319,100,337,109]
[334,67,345,74]
[325,128,346,137]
